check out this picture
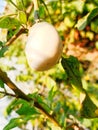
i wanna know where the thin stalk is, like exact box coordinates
[9,0,21,11]
[6,28,27,46]
[0,91,16,97]
[5,2,34,47]
[40,0,53,23]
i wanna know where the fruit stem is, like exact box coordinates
[33,0,40,22]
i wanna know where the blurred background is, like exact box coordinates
[0,0,98,129]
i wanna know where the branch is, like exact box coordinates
[6,28,27,46]
[1,1,61,128]
[5,1,34,47]
[0,69,30,100]
[0,68,62,128]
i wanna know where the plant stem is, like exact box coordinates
[6,28,27,46]
[0,68,62,128]
[40,0,53,23]
[9,0,21,11]
[5,1,34,47]
[0,69,30,101]
[0,91,16,97]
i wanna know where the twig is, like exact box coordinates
[9,0,21,11]
[6,28,27,46]
[40,0,53,23]
[0,91,16,97]
[0,68,62,128]
[0,1,62,128]
[0,69,30,100]
[5,1,34,47]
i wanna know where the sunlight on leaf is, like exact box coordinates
[76,7,98,30]
[28,93,52,114]
[3,117,24,130]
[0,16,20,29]
[81,94,98,118]
[16,99,39,115]
[75,14,88,30]
[6,99,17,115]
[61,56,84,92]
[91,19,98,33]
[18,11,27,24]
[16,0,24,10]
[46,87,57,108]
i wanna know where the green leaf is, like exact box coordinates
[18,11,27,24]
[6,99,18,115]
[87,7,98,23]
[0,79,4,88]
[39,5,45,18]
[46,87,57,107]
[0,41,4,47]
[16,0,24,10]
[16,0,30,10]
[61,56,84,92]
[16,99,39,115]
[6,99,39,116]
[3,118,23,130]
[61,56,98,118]
[37,95,52,114]
[59,113,66,127]
[51,1,58,11]
[7,28,19,40]
[54,102,61,113]
[75,14,88,30]
[48,87,56,102]
[91,19,98,33]
[28,93,52,114]
[75,7,98,30]
[45,87,57,108]
[0,46,8,57]
[0,16,20,29]
[81,94,98,118]
[3,115,37,130]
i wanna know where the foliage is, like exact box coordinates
[0,0,98,130]
[75,7,98,30]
